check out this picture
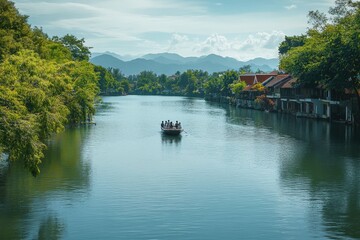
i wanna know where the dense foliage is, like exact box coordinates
[278,35,307,55]
[121,69,244,98]
[280,0,360,119]
[0,0,126,175]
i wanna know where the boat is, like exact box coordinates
[161,126,183,135]
[161,120,183,135]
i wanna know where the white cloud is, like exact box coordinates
[285,4,297,10]
[195,34,231,54]
[166,32,285,60]
[231,31,285,60]
[169,33,189,47]
[239,31,286,50]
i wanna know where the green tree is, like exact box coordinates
[0,50,71,175]
[109,68,125,81]
[0,84,46,176]
[135,71,161,94]
[278,35,307,55]
[204,76,223,97]
[178,70,199,96]
[230,81,246,97]
[158,74,169,94]
[308,10,328,31]
[239,65,252,74]
[280,0,360,120]
[221,70,239,96]
[52,34,91,61]
[60,61,99,123]
[32,27,72,63]
[94,65,122,95]
[108,68,131,94]
[0,0,34,62]
[120,79,131,94]
[0,0,101,176]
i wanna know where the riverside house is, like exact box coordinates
[236,73,277,109]
[235,73,355,124]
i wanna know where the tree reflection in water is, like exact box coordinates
[37,215,64,240]
[0,127,92,240]
[280,144,360,239]
[223,104,360,239]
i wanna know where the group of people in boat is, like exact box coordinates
[161,120,181,129]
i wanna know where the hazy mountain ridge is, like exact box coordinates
[90,52,279,76]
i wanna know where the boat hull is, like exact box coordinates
[161,127,183,135]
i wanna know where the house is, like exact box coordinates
[234,72,355,123]
[263,74,292,110]
[236,73,277,109]
[279,79,353,122]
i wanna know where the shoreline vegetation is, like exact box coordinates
[1,0,359,175]
[0,0,122,176]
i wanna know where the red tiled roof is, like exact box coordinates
[256,74,277,83]
[281,78,298,88]
[264,74,290,87]
[239,73,277,85]
[239,75,256,86]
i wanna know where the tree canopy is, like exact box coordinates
[278,35,307,55]
[0,0,119,175]
[279,0,360,118]
[52,34,91,61]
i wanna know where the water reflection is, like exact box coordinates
[221,104,360,239]
[224,106,359,143]
[280,143,360,239]
[0,127,92,239]
[37,215,65,240]
[161,134,182,145]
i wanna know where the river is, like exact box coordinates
[1,95,360,239]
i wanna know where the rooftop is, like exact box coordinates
[264,74,291,87]
[281,78,298,88]
[239,73,278,86]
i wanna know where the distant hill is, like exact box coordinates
[91,51,136,61]
[90,52,278,76]
[245,57,279,70]
[142,53,195,64]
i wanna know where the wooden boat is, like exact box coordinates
[161,127,183,135]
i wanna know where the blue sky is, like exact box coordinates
[13,0,334,60]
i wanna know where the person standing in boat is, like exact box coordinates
[175,121,179,129]
[161,121,164,128]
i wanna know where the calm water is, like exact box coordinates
[1,96,360,240]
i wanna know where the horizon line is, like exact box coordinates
[90,51,280,61]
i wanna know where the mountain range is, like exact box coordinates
[90,52,279,76]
